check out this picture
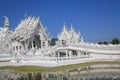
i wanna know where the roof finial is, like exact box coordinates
[81,36,84,42]
[70,23,73,30]
[24,12,28,18]
[62,22,67,31]
[63,22,66,28]
[3,16,10,28]
[64,22,65,26]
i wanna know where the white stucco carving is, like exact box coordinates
[0,16,120,66]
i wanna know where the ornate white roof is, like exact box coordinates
[11,16,48,41]
[58,23,83,44]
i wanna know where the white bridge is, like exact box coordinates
[20,43,120,65]
[43,43,120,55]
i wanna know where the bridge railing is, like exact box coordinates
[68,43,120,50]
[36,43,120,56]
[16,55,90,63]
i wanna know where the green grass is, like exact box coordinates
[0,60,10,62]
[0,61,120,72]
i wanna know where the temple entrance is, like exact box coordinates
[33,35,41,49]
[72,50,77,56]
[59,52,66,57]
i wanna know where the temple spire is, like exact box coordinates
[81,36,84,42]
[3,16,10,28]
[62,22,67,31]
[70,24,74,31]
[78,31,81,36]
[70,24,75,33]
[24,12,28,18]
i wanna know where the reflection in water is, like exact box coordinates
[0,64,120,80]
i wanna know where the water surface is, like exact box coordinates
[0,64,120,80]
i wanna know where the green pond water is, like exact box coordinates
[0,64,120,80]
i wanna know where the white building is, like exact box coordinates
[57,23,83,46]
[0,16,120,67]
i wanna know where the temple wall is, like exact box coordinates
[90,53,120,60]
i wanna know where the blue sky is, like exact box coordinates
[0,0,120,42]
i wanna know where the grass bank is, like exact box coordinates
[0,61,120,72]
[0,60,10,62]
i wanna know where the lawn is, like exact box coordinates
[0,60,10,62]
[0,61,120,72]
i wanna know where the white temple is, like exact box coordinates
[57,23,82,46]
[0,16,120,67]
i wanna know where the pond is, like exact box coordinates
[0,64,120,80]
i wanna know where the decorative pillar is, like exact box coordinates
[41,41,43,48]
[59,40,61,46]
[69,50,72,60]
[45,41,48,47]
[32,40,34,49]
[25,41,28,51]
[53,52,56,57]
[57,51,60,62]
[58,51,60,58]
[14,46,16,53]
[60,40,62,46]
[86,51,88,58]
[77,51,81,57]
[18,45,19,51]
[66,50,68,60]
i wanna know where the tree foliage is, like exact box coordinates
[98,38,120,45]
[50,38,58,46]
[111,38,120,44]
[103,41,109,45]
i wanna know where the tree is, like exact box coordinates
[103,41,109,45]
[98,38,120,45]
[98,42,102,44]
[111,38,120,44]
[50,38,58,46]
